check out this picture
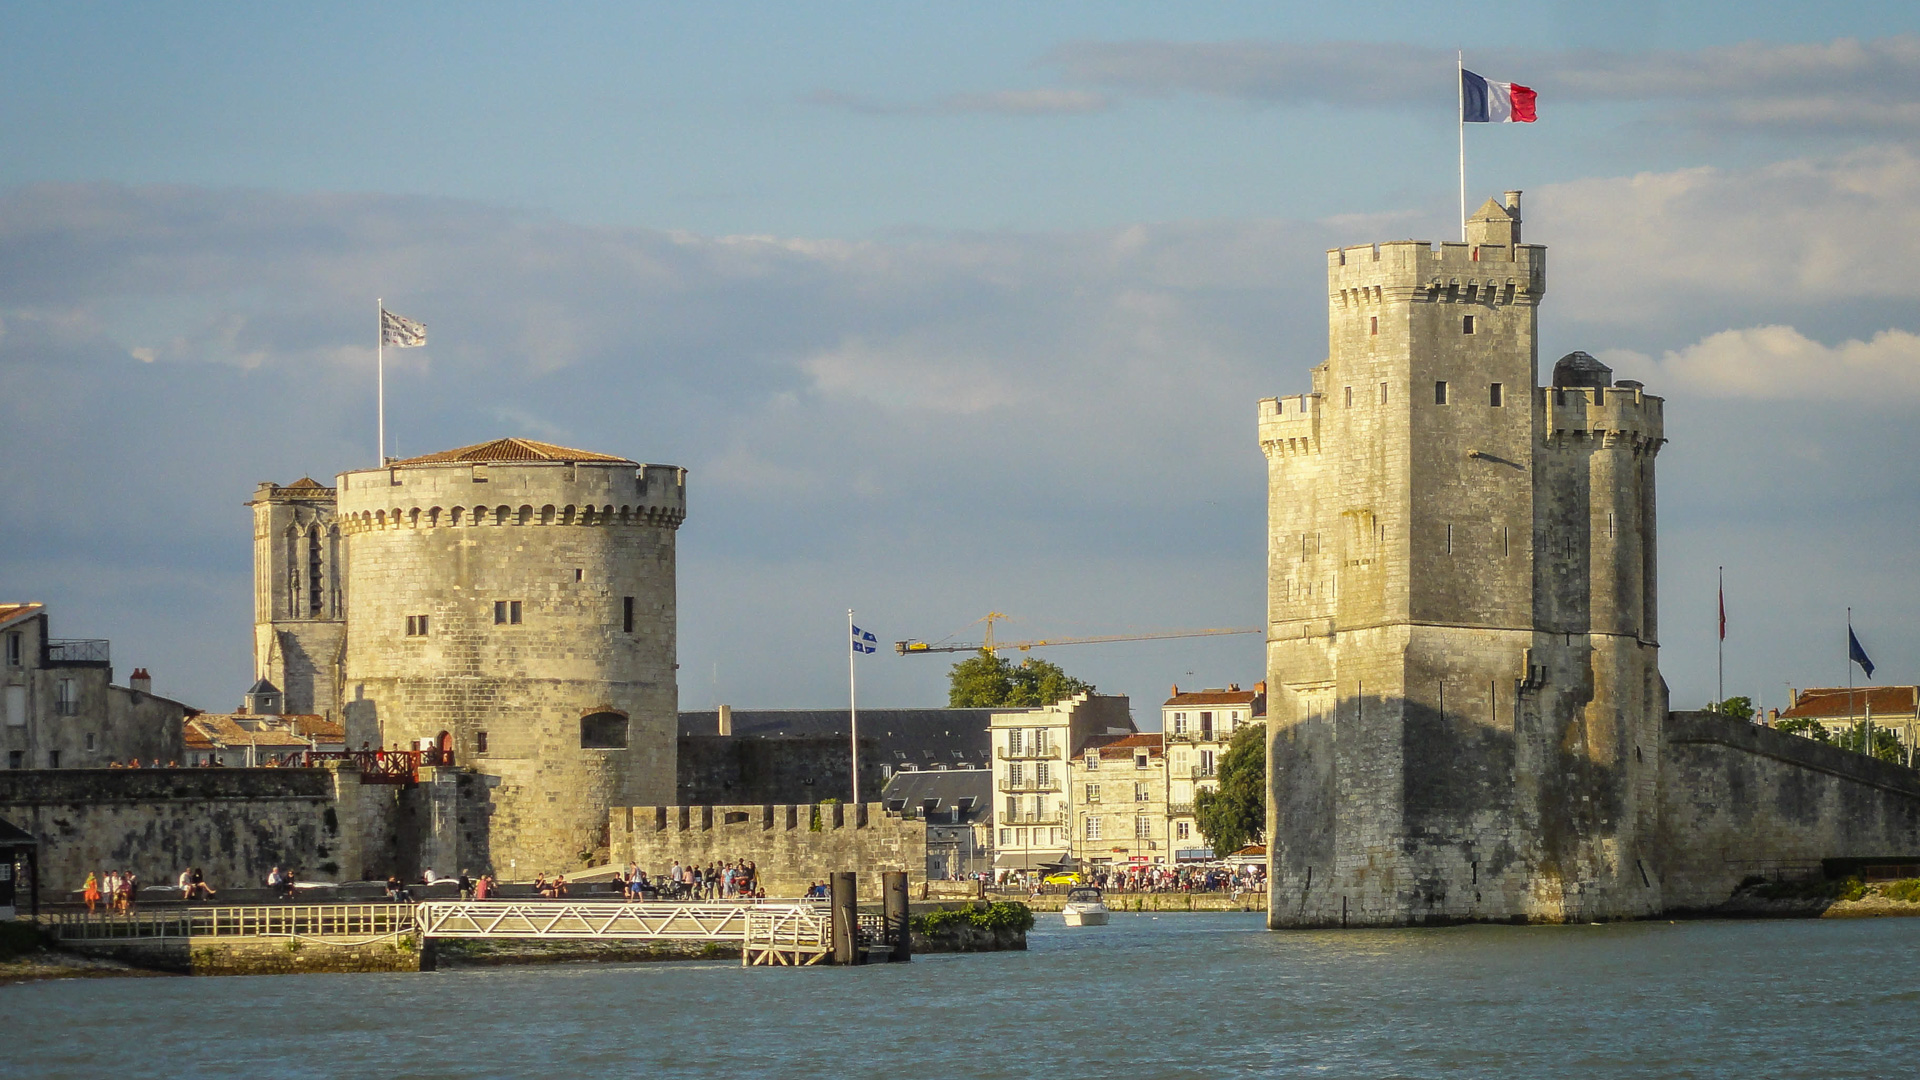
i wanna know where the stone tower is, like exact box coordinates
[333,438,686,875]
[247,478,345,719]
[1259,193,1667,926]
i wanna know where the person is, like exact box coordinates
[103,870,121,913]
[533,872,551,898]
[458,868,474,900]
[120,870,139,912]
[267,866,284,897]
[83,872,101,914]
[552,874,570,899]
[385,875,413,902]
[187,866,215,901]
[473,873,492,901]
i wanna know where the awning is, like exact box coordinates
[993,851,1069,870]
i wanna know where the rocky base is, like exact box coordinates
[431,938,735,966]
[911,924,1026,953]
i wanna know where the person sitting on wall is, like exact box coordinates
[552,874,570,898]
[385,875,412,902]
[533,873,551,898]
[187,867,216,901]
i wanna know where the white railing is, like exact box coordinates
[41,904,415,943]
[414,899,827,941]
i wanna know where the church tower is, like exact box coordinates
[1260,192,1666,926]
[247,478,346,719]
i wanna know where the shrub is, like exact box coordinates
[1881,878,1920,903]
[910,901,1034,935]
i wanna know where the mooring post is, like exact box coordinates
[830,871,859,965]
[882,870,910,963]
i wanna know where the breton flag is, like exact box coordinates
[851,625,877,655]
[1850,627,1876,679]
[1462,69,1537,123]
[381,308,427,347]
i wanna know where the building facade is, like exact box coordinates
[1262,193,1668,925]
[248,478,347,723]
[988,692,1133,874]
[1163,683,1264,861]
[1,604,186,770]
[1070,731,1169,871]
[1775,687,1919,756]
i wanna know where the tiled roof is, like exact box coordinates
[284,477,329,491]
[880,769,993,823]
[186,715,314,750]
[0,603,43,631]
[283,715,345,740]
[1164,688,1260,707]
[1778,686,1918,720]
[1087,731,1164,759]
[388,438,634,467]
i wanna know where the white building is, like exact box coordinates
[988,692,1134,875]
[1163,683,1264,862]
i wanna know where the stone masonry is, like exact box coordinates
[1263,193,1669,925]
[612,803,925,900]
[333,439,687,877]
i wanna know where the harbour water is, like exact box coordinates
[8,912,1920,1078]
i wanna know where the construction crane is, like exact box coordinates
[894,612,1261,657]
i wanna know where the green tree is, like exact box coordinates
[1195,721,1266,857]
[947,651,1091,708]
[1708,696,1754,721]
[1775,717,1832,743]
[1834,721,1908,764]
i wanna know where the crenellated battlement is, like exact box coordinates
[1327,239,1546,304]
[1258,393,1323,458]
[340,500,686,534]
[1538,384,1666,451]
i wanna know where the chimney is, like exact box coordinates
[1229,683,1240,692]
[129,668,151,694]
[1170,685,1178,697]
[1504,190,1523,243]
[717,704,732,736]
[1254,681,1266,696]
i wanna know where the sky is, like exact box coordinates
[6,2,1920,719]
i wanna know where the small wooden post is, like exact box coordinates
[830,871,859,965]
[882,870,910,963]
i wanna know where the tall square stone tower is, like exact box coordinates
[1260,193,1667,925]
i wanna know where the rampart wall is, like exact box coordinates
[1659,712,1920,909]
[677,735,889,806]
[0,766,401,896]
[611,803,925,900]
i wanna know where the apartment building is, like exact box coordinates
[989,692,1134,874]
[1163,683,1265,861]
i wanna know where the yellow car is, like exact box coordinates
[1042,872,1081,885]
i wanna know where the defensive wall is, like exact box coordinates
[612,803,925,900]
[677,735,891,805]
[0,766,402,894]
[1659,712,1920,910]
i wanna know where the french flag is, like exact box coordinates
[1462,69,1537,123]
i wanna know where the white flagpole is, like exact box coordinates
[848,608,860,808]
[1458,51,1467,241]
[376,297,385,466]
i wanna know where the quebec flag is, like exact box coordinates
[852,625,878,655]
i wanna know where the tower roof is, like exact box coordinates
[1551,351,1614,389]
[283,477,328,491]
[387,438,635,467]
[1468,197,1515,223]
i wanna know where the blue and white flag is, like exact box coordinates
[1850,627,1875,679]
[851,625,877,655]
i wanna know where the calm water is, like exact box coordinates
[7,913,1920,1079]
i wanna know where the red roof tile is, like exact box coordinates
[1164,688,1259,707]
[1087,732,1165,759]
[0,603,43,631]
[1777,686,1917,720]
[388,438,634,467]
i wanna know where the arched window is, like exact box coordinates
[580,711,629,749]
[306,526,323,616]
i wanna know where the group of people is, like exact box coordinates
[80,869,139,913]
[994,863,1266,895]
[624,859,762,901]
[265,866,298,898]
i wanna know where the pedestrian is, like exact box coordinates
[458,868,474,900]
[121,870,139,912]
[83,872,101,914]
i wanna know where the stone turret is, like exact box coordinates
[334,437,686,875]
[1259,193,1664,927]
[246,477,344,719]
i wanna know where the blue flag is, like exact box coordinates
[1850,627,1875,679]
[851,624,877,655]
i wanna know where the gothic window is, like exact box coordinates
[307,527,323,617]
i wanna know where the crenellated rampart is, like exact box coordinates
[611,803,926,900]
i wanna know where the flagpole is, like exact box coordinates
[376,297,385,466]
[848,608,860,809]
[1847,607,1855,743]
[1717,566,1724,711]
[1458,51,1467,241]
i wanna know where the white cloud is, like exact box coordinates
[801,336,1021,415]
[1604,325,1920,401]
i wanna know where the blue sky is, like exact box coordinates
[5,3,1920,717]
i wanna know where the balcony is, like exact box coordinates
[1190,767,1218,781]
[999,811,1064,826]
[996,747,1059,760]
[47,639,109,666]
[1169,802,1196,816]
[1165,729,1219,744]
[997,778,1061,793]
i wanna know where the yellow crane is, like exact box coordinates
[893,612,1262,656]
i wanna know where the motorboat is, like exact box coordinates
[1061,886,1110,926]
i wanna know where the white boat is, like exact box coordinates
[1061,886,1110,926]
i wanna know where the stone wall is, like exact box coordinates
[611,803,925,899]
[677,735,890,805]
[1659,712,1920,910]
[0,766,400,895]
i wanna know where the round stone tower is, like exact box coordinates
[335,438,685,876]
